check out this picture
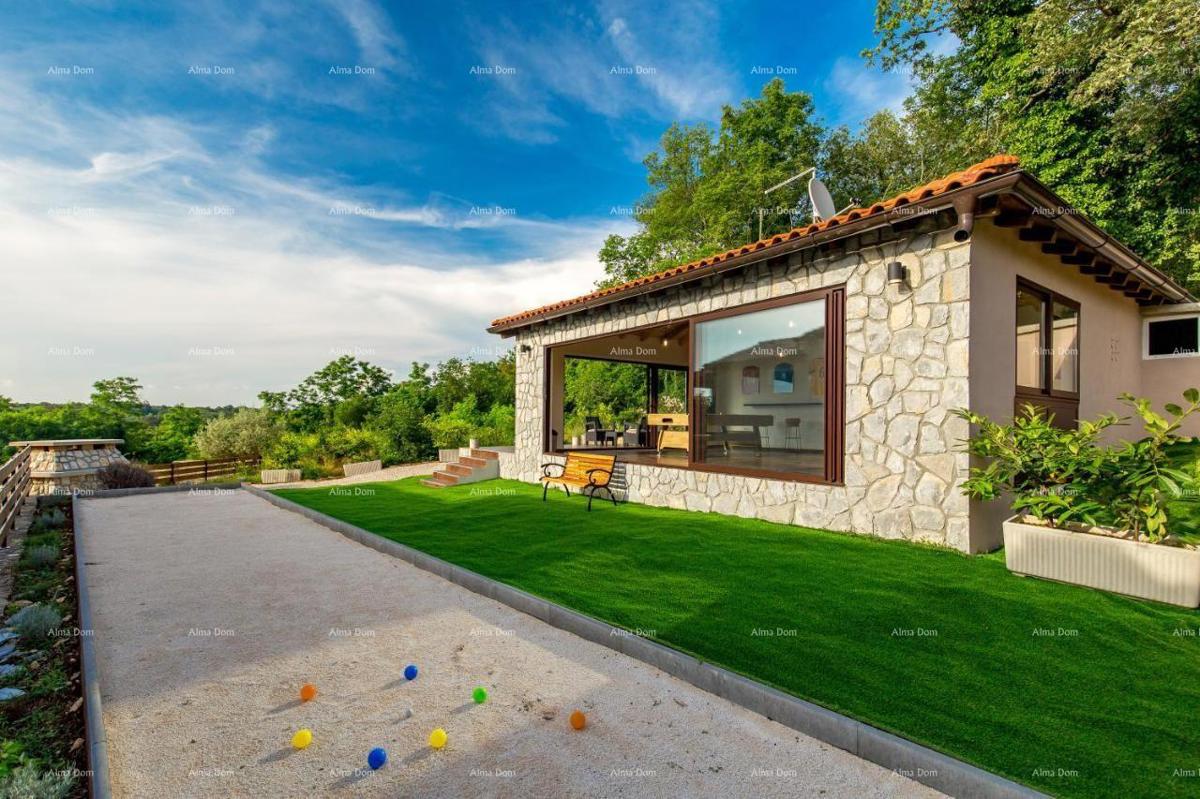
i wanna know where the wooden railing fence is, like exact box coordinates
[140,457,260,486]
[0,446,32,547]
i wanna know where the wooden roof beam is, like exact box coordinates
[1041,235,1078,256]
[1018,224,1056,242]
[1061,251,1095,266]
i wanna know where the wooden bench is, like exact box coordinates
[541,452,618,511]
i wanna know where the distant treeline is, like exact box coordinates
[0,355,517,478]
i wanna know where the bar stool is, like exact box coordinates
[784,418,803,450]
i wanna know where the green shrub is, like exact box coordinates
[20,545,58,569]
[9,604,61,645]
[194,408,280,460]
[97,462,156,489]
[0,767,73,799]
[28,509,65,534]
[958,390,1200,541]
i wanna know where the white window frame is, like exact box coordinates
[1142,313,1200,360]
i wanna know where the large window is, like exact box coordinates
[1015,280,1079,425]
[692,287,843,482]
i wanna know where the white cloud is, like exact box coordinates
[0,72,627,405]
[325,0,409,71]
[465,0,738,144]
[822,56,914,127]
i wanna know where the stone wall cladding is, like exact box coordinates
[28,444,128,496]
[509,229,973,552]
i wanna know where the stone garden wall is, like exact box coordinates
[22,441,128,496]
[507,227,977,552]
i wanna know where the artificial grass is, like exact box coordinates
[277,478,1200,799]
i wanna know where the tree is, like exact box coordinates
[194,409,280,460]
[140,405,207,462]
[87,376,148,445]
[598,79,824,286]
[369,373,435,462]
[819,111,944,211]
[282,356,394,430]
[90,377,143,412]
[865,0,1200,291]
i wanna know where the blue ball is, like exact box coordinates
[404,664,418,681]
[367,747,387,770]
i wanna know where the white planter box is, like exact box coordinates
[342,459,382,477]
[1003,517,1200,607]
[260,469,301,484]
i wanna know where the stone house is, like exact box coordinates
[487,156,1198,553]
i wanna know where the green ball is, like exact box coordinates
[472,686,488,704]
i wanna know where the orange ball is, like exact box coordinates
[300,683,317,702]
[569,710,586,730]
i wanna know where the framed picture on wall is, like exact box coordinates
[809,357,825,396]
[773,362,794,393]
[741,365,759,394]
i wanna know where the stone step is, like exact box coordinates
[446,464,474,477]
[459,456,488,469]
[420,479,446,489]
[469,449,500,461]
[431,471,459,485]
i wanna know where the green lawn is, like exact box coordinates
[277,478,1200,799]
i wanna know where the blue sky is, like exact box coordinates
[0,0,917,405]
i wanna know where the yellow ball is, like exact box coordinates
[429,728,447,749]
[291,728,313,749]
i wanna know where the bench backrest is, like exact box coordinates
[563,452,616,484]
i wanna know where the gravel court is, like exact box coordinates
[77,487,943,799]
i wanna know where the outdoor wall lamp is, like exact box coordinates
[887,261,908,286]
[519,343,532,353]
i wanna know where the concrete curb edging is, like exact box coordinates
[71,494,113,799]
[79,482,243,500]
[247,484,1045,799]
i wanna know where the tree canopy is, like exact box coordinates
[603,4,1199,293]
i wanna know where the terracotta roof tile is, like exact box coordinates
[490,154,1020,330]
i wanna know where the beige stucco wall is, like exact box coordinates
[969,221,1144,427]
[508,226,976,552]
[1140,304,1200,437]
[968,221,1147,549]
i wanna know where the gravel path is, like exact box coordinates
[77,489,943,799]
[262,462,436,489]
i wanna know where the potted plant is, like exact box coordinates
[957,390,1200,606]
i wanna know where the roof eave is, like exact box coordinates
[1002,174,1195,304]
[487,171,1023,335]
[488,169,1194,336]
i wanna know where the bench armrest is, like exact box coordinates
[586,467,613,487]
[541,462,565,478]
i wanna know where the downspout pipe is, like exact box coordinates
[952,196,975,242]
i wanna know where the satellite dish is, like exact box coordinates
[808,177,837,221]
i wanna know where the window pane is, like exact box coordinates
[1051,302,1079,393]
[695,299,825,476]
[655,368,687,413]
[563,358,647,445]
[1016,289,1045,389]
[1148,318,1199,357]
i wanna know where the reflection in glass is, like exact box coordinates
[695,299,825,476]
[1051,301,1079,393]
[1016,289,1045,388]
